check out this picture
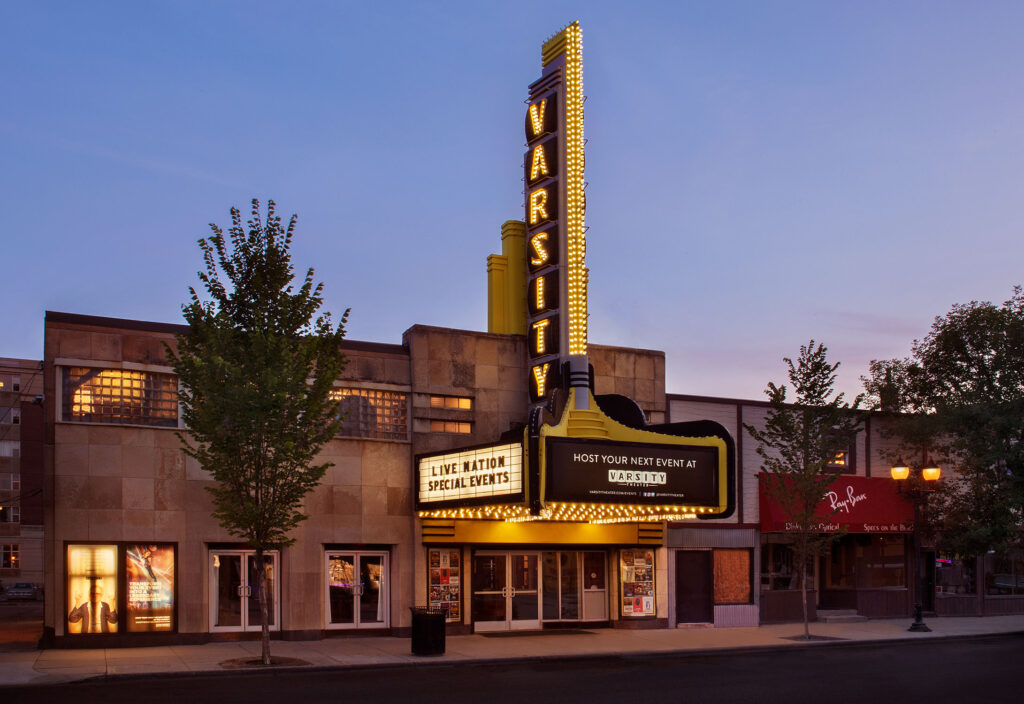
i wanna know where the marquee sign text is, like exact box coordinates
[545,438,720,507]
[417,442,524,507]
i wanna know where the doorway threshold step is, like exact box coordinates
[480,629,595,638]
[816,609,868,623]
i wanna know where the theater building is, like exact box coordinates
[42,310,697,644]
[37,22,1024,648]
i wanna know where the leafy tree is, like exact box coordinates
[863,287,1024,558]
[169,199,348,665]
[745,341,862,639]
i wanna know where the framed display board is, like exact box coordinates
[619,548,655,618]
[428,548,462,622]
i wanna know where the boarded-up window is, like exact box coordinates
[713,549,752,604]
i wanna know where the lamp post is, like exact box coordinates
[890,458,941,632]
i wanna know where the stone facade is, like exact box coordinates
[43,312,669,644]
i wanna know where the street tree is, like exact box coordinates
[745,341,862,639]
[862,287,1024,558]
[168,199,348,665]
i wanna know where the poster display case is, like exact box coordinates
[125,544,176,632]
[428,548,461,622]
[66,542,177,635]
[619,548,655,617]
[67,544,119,634]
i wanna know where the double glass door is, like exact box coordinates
[326,551,389,629]
[210,551,279,632]
[471,552,540,631]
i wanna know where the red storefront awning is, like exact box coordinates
[759,474,915,533]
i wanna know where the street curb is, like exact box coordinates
[5,629,1023,689]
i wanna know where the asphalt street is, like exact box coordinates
[3,633,1020,704]
[0,603,42,652]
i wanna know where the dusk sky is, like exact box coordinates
[4,1,1023,402]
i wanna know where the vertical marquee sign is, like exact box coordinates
[525,22,588,404]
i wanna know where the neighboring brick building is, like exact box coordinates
[0,357,44,590]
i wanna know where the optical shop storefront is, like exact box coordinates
[759,475,917,621]
[416,391,734,633]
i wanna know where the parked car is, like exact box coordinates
[4,582,39,600]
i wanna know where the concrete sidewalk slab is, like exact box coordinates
[2,614,1023,687]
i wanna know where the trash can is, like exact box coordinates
[410,606,446,655]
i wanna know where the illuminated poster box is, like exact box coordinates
[67,544,119,634]
[66,543,177,635]
[126,544,175,632]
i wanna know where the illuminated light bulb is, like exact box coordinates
[532,362,550,397]
[532,318,551,354]
[528,99,547,137]
[529,233,549,266]
[529,143,549,181]
[529,188,549,224]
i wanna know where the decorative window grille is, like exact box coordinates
[62,368,178,428]
[330,388,408,441]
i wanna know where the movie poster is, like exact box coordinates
[125,544,175,632]
[428,549,461,621]
[619,549,655,617]
[67,544,119,634]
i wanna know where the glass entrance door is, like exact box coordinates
[472,552,541,631]
[543,551,608,622]
[210,551,279,632]
[325,551,389,629]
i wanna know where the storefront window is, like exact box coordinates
[428,549,461,622]
[713,549,752,604]
[761,543,799,590]
[936,556,976,595]
[620,549,655,617]
[827,535,907,589]
[861,536,906,588]
[984,550,1024,595]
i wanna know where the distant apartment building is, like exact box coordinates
[0,357,44,590]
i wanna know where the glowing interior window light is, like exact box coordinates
[528,99,547,137]
[532,362,550,397]
[529,233,549,266]
[529,188,549,224]
[534,276,545,310]
[529,143,549,181]
[531,318,551,355]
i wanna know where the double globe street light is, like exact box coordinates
[890,457,942,632]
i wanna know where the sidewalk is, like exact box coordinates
[3,614,1023,687]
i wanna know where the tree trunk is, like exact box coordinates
[801,554,810,640]
[256,548,271,665]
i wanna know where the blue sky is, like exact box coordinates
[3,1,1023,401]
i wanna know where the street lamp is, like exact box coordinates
[890,457,941,632]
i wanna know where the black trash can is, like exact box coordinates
[409,606,446,655]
